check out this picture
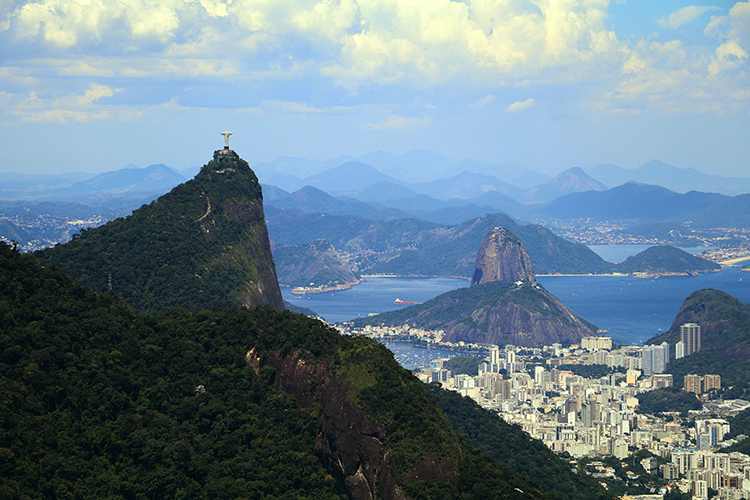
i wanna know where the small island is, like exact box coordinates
[613,245,721,277]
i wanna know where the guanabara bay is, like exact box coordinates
[1,148,615,499]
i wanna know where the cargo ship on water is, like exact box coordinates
[394,298,415,304]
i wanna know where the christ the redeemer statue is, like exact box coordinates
[220,130,233,149]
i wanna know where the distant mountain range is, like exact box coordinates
[586,160,750,196]
[0,164,187,202]
[4,150,750,254]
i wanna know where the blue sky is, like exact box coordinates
[1,0,748,179]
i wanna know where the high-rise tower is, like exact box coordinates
[680,323,701,356]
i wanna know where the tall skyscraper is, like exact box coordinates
[681,323,701,355]
[675,341,685,359]
[642,347,654,377]
[642,342,669,376]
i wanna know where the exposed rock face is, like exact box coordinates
[245,348,407,500]
[471,228,535,285]
[354,228,597,347]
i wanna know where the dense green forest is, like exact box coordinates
[647,289,750,397]
[719,407,750,455]
[1,242,556,499]
[443,356,484,376]
[635,387,702,416]
[425,384,614,500]
[35,152,283,313]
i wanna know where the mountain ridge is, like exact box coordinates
[35,150,284,313]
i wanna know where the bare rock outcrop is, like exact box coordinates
[471,227,535,286]
[245,348,408,500]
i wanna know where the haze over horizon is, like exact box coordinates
[1,0,748,178]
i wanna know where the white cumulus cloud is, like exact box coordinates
[657,6,720,29]
[471,95,496,108]
[505,98,535,113]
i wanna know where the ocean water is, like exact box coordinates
[282,245,750,367]
[537,266,750,345]
[282,276,470,324]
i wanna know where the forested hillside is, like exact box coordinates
[647,289,750,398]
[35,152,283,313]
[1,242,557,499]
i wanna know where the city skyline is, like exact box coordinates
[1,1,748,177]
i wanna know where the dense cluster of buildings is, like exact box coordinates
[343,323,750,499]
[0,212,111,252]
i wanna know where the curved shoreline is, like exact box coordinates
[286,268,724,296]
[288,279,363,295]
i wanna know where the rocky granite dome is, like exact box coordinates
[471,227,535,285]
[35,149,283,312]
[354,229,596,347]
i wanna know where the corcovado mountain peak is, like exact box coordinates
[35,146,284,313]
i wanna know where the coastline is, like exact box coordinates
[287,269,726,295]
[289,279,363,295]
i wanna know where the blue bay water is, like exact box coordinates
[537,267,750,345]
[282,245,750,367]
[282,276,470,324]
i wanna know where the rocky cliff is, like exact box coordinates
[471,227,535,285]
[35,149,283,312]
[354,229,596,347]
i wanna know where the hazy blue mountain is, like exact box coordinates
[178,165,201,178]
[509,169,552,189]
[378,191,534,224]
[0,171,93,195]
[586,160,750,195]
[410,170,523,199]
[381,193,470,213]
[413,204,508,225]
[266,185,412,221]
[537,182,728,221]
[467,191,538,221]
[676,193,750,228]
[301,161,403,193]
[260,171,305,192]
[521,167,607,204]
[65,164,187,195]
[252,154,354,179]
[345,180,419,202]
[0,220,30,244]
[364,148,458,182]
[260,184,290,202]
